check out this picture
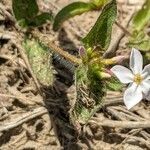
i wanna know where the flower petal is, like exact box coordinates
[124,83,143,109]
[110,65,133,84]
[130,48,143,74]
[140,80,150,95]
[142,64,150,80]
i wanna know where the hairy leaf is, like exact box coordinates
[12,0,38,21]
[24,39,53,86]
[71,51,106,124]
[132,0,150,31]
[53,2,94,31]
[82,0,117,50]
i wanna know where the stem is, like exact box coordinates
[115,21,132,36]
[32,30,82,65]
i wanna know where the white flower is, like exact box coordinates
[110,48,150,109]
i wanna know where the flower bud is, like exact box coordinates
[101,72,112,78]
[112,56,126,64]
[105,69,114,76]
[78,46,86,57]
[102,56,125,65]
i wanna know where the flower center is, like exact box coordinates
[134,74,143,85]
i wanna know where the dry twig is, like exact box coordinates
[0,3,15,22]
[114,133,150,149]
[89,119,150,129]
[115,21,132,36]
[0,107,47,132]
[0,93,44,106]
[0,32,15,40]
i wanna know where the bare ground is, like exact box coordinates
[0,0,150,150]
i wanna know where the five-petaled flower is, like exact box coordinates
[111,48,150,109]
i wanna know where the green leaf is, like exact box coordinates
[129,0,150,52]
[128,31,150,51]
[12,0,38,21]
[53,2,94,31]
[82,0,117,50]
[132,0,150,31]
[90,0,108,9]
[17,19,28,28]
[106,77,123,91]
[24,39,53,86]
[12,0,54,28]
[28,12,54,27]
[145,52,150,61]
